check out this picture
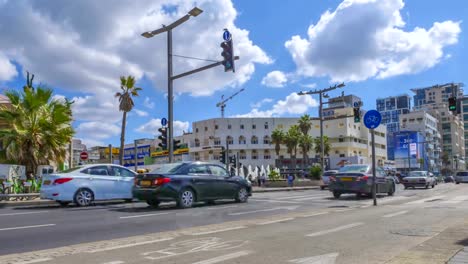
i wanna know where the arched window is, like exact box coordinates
[251,136,258,144]
[252,150,258,160]
[264,150,271,159]
[263,135,271,144]
[239,136,246,144]
[226,136,234,145]
[239,150,247,160]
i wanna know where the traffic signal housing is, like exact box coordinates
[219,148,226,164]
[220,39,235,72]
[353,107,361,123]
[158,127,167,150]
[229,155,236,165]
[448,97,457,112]
[173,139,182,150]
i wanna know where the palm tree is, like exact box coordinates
[298,114,312,135]
[115,75,142,165]
[299,134,314,170]
[314,136,331,157]
[285,125,301,169]
[0,81,74,174]
[271,129,285,156]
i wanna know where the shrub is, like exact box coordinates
[309,166,322,180]
[268,170,282,180]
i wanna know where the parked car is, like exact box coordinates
[455,171,468,184]
[444,175,455,183]
[320,170,339,190]
[402,171,436,189]
[133,161,252,208]
[328,164,396,199]
[40,164,136,206]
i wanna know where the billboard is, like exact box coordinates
[393,131,425,170]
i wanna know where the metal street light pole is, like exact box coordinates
[298,83,345,173]
[141,7,203,163]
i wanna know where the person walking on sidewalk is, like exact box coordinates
[287,174,295,187]
[260,173,267,187]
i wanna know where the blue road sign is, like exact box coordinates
[353,101,361,108]
[223,30,231,41]
[363,110,382,129]
[161,118,167,127]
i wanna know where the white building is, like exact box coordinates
[183,113,387,171]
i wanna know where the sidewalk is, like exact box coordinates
[0,186,319,208]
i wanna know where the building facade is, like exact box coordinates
[458,96,468,165]
[376,95,411,160]
[411,83,465,170]
[122,138,154,168]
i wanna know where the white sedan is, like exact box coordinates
[40,164,137,206]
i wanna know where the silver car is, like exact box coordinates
[320,170,339,190]
[455,171,468,184]
[402,171,436,189]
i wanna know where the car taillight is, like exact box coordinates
[53,178,73,185]
[153,178,171,185]
[356,175,369,181]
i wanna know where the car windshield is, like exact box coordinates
[338,165,369,173]
[149,163,185,174]
[456,171,468,176]
[408,171,426,177]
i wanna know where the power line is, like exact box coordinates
[172,54,218,63]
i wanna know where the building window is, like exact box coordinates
[239,136,246,144]
[339,154,345,158]
[264,150,271,160]
[265,123,269,129]
[251,136,258,144]
[215,125,218,130]
[226,136,233,145]
[263,136,271,144]
[252,150,258,160]
[240,150,247,160]
[335,151,339,154]
[252,124,256,129]
[195,128,199,133]
[194,139,200,147]
[214,138,221,145]
[204,127,208,131]
[228,124,232,129]
[240,124,244,129]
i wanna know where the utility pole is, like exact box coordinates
[298,83,345,172]
[108,144,113,164]
[134,140,138,172]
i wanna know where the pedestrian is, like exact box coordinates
[260,173,266,187]
[287,174,294,187]
[256,174,261,187]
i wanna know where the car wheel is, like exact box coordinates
[333,191,341,199]
[57,201,70,207]
[432,183,435,188]
[177,188,195,209]
[388,184,395,196]
[74,188,94,207]
[146,199,160,208]
[235,187,249,203]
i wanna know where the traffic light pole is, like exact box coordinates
[167,29,174,163]
[319,93,325,172]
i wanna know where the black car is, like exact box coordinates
[133,161,252,208]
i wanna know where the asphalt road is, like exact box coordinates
[0,182,467,264]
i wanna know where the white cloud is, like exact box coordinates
[75,121,121,141]
[300,83,317,89]
[143,97,155,109]
[133,109,149,117]
[0,52,17,81]
[261,71,288,88]
[284,0,461,82]
[136,119,189,137]
[235,92,318,117]
[250,98,273,108]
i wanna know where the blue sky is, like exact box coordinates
[0,0,466,147]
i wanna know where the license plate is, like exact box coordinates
[43,180,51,185]
[140,180,151,187]
[340,177,353,181]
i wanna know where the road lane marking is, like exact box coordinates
[383,210,408,218]
[278,194,325,200]
[256,217,295,225]
[299,212,329,218]
[190,226,246,235]
[306,222,364,237]
[289,252,339,264]
[119,212,170,219]
[191,250,253,264]
[102,261,125,264]
[228,206,298,216]
[405,195,445,205]
[87,237,174,253]
[0,224,55,232]
[440,195,468,204]
[16,258,54,264]
[250,198,304,204]
[0,211,49,217]
[206,205,238,210]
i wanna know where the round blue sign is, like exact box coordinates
[223,30,231,41]
[363,110,382,129]
[161,118,167,127]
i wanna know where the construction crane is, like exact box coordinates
[216,88,245,118]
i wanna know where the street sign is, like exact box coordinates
[223,29,231,41]
[353,101,361,108]
[363,110,382,129]
[161,118,167,127]
[410,143,417,155]
[80,152,88,160]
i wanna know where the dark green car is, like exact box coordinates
[133,161,252,208]
[329,164,396,199]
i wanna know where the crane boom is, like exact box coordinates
[216,88,245,117]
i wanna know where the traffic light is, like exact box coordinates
[229,155,236,165]
[158,127,167,150]
[219,148,226,164]
[353,107,360,123]
[220,39,235,72]
[173,139,181,150]
[448,97,457,112]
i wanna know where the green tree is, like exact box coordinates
[115,76,142,165]
[0,78,74,174]
[284,125,301,169]
[298,114,312,135]
[299,134,314,170]
[271,129,285,156]
[314,136,331,157]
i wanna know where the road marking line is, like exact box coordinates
[333,208,352,212]
[383,210,408,218]
[0,211,49,217]
[16,258,54,264]
[293,195,330,201]
[0,224,55,232]
[299,212,329,218]
[101,261,125,264]
[256,217,295,225]
[190,226,246,235]
[405,195,445,205]
[250,198,303,204]
[119,212,170,219]
[191,250,253,264]
[206,205,238,210]
[228,207,297,216]
[278,194,325,200]
[306,222,364,237]
[87,237,174,253]
[440,195,468,204]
